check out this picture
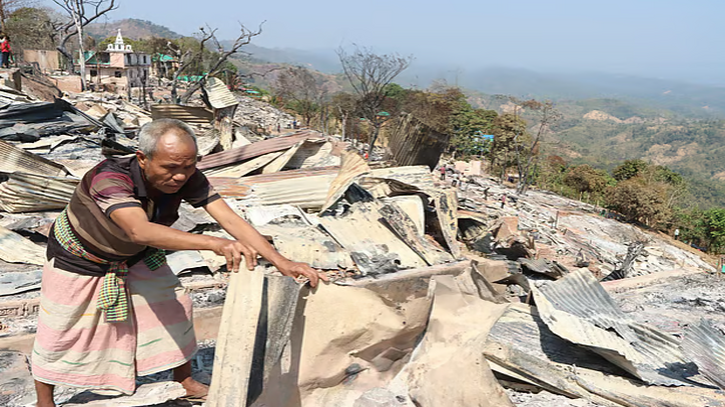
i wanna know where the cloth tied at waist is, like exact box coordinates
[52,208,166,322]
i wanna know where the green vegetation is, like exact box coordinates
[532,156,725,252]
[4,7,57,54]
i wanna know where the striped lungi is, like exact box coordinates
[31,258,197,395]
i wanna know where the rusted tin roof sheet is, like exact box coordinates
[0,172,78,212]
[531,269,694,386]
[208,167,340,200]
[209,165,437,211]
[197,131,325,171]
[204,152,284,178]
[0,139,68,177]
[247,173,339,209]
[681,319,725,389]
[204,77,239,110]
[150,104,213,124]
[286,141,339,169]
[388,113,451,170]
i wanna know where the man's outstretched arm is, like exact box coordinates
[110,206,259,274]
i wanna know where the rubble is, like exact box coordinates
[233,93,295,135]
[0,73,724,407]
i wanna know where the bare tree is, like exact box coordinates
[511,98,562,195]
[273,66,327,127]
[177,22,263,104]
[337,45,411,160]
[52,0,117,89]
[167,27,215,103]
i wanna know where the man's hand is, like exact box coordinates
[209,238,258,272]
[204,200,329,287]
[276,260,329,288]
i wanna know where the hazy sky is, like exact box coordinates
[79,0,725,85]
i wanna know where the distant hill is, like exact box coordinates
[86,18,182,41]
[224,42,339,73]
[225,47,725,118]
[457,67,725,118]
[80,18,725,206]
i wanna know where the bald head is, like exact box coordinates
[138,119,197,159]
[136,119,199,194]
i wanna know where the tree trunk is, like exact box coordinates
[368,125,381,162]
[342,113,348,141]
[57,43,74,73]
[180,80,204,104]
[170,79,179,103]
[72,10,87,91]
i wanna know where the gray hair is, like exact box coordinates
[137,119,197,158]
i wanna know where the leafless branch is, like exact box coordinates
[53,0,117,76]
[179,21,264,104]
[336,44,412,158]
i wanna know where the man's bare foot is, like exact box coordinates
[179,377,209,399]
[173,360,208,399]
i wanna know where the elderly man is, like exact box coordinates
[32,119,325,406]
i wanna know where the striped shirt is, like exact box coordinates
[47,156,221,276]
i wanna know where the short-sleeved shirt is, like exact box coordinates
[47,156,221,276]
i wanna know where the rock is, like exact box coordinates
[234,95,294,134]
[353,388,401,407]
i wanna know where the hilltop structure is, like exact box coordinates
[77,29,151,92]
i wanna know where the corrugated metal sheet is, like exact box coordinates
[54,159,98,178]
[204,151,284,178]
[0,173,79,212]
[0,225,45,265]
[318,201,426,276]
[18,135,77,153]
[245,173,339,209]
[388,113,451,170]
[245,205,307,227]
[436,189,461,258]
[531,269,694,386]
[256,223,354,270]
[208,167,340,200]
[484,305,725,406]
[485,305,602,399]
[150,104,214,124]
[204,77,239,110]
[681,320,725,389]
[0,139,68,177]
[197,131,325,171]
[320,150,370,213]
[262,141,304,174]
[366,165,438,197]
[286,141,339,169]
[209,166,436,211]
[379,203,453,266]
[0,269,42,296]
